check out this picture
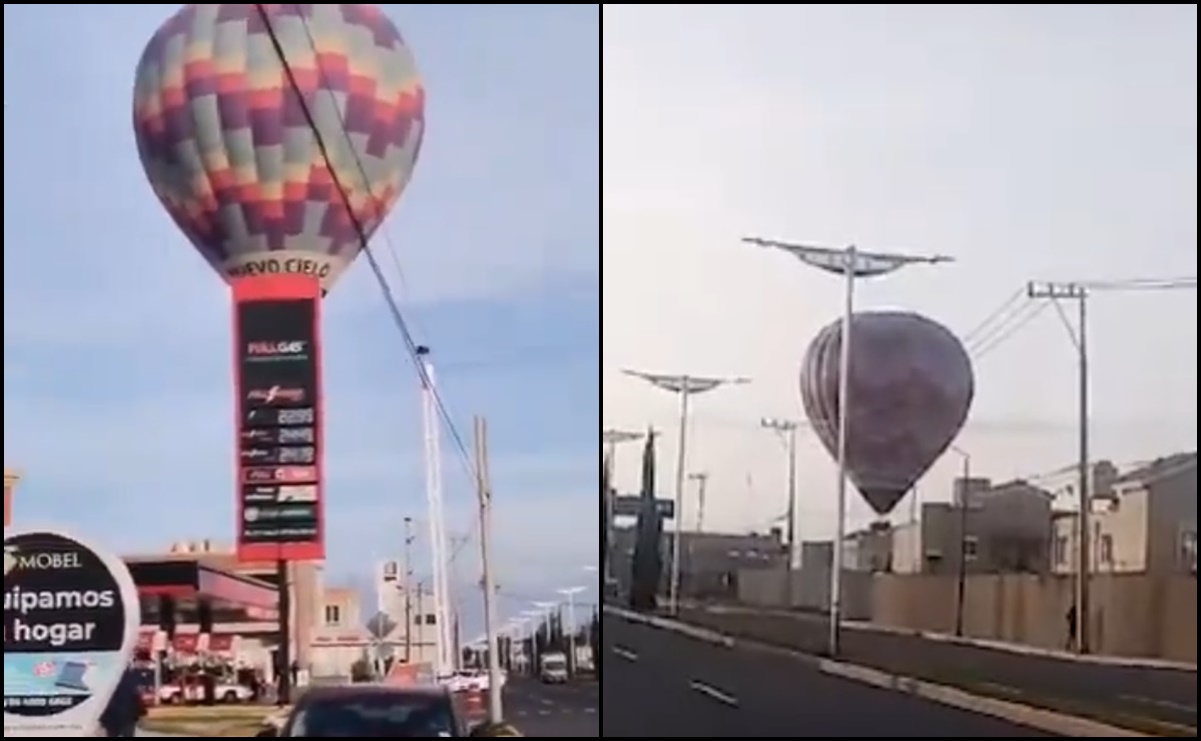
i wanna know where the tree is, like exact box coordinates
[630,430,664,611]
[602,455,612,586]
[589,607,601,677]
[350,653,374,683]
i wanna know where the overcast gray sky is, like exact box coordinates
[602,5,1197,538]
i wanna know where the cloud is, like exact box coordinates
[602,6,1197,539]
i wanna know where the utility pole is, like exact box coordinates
[950,446,972,637]
[761,418,800,609]
[744,237,952,656]
[760,419,800,568]
[473,416,504,723]
[622,370,750,614]
[404,516,415,663]
[1026,281,1091,654]
[1022,275,1198,653]
[415,582,426,661]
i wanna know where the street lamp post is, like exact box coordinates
[602,430,644,586]
[745,237,953,656]
[622,369,750,614]
[558,587,585,675]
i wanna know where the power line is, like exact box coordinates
[256,5,477,486]
[962,286,1026,347]
[968,300,1050,360]
[961,275,1198,363]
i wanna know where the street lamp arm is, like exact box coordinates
[743,236,953,276]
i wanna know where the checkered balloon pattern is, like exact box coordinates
[132,4,425,290]
[801,311,975,516]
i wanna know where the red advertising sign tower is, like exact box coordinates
[231,275,325,562]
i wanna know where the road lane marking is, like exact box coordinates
[613,646,639,661]
[688,680,739,707]
[1119,694,1198,713]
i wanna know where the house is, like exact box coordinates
[1051,452,1197,576]
[892,478,1054,575]
[843,522,895,572]
[608,525,786,598]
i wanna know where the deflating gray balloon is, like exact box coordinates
[800,311,974,516]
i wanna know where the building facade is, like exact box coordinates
[891,479,1054,575]
[1051,453,1197,576]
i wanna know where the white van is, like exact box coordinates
[539,653,568,684]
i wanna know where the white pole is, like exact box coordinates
[428,359,455,676]
[829,248,856,657]
[419,350,453,678]
[558,587,584,675]
[669,384,692,615]
[565,591,577,674]
[474,417,504,722]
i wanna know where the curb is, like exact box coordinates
[605,605,734,647]
[696,603,1196,673]
[815,660,1150,737]
[604,605,1154,737]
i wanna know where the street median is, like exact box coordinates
[140,705,283,737]
[675,606,1197,737]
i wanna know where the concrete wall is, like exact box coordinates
[736,567,873,620]
[870,572,1196,664]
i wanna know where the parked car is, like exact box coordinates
[446,669,506,694]
[158,681,253,704]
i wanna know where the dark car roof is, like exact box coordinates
[298,683,451,702]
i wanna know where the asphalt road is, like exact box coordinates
[679,606,1198,731]
[504,677,598,737]
[603,612,1058,737]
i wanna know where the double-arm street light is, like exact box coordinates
[622,369,750,614]
[744,237,953,655]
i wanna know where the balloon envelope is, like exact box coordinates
[132,4,425,293]
[800,311,974,515]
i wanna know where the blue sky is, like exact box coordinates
[3,5,599,622]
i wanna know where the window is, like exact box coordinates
[1098,534,1114,565]
[1054,535,1069,565]
[324,604,342,626]
[1182,531,1197,574]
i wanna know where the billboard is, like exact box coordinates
[232,276,324,562]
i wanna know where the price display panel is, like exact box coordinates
[233,277,324,562]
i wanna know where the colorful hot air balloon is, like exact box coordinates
[132,4,425,293]
[800,311,974,516]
